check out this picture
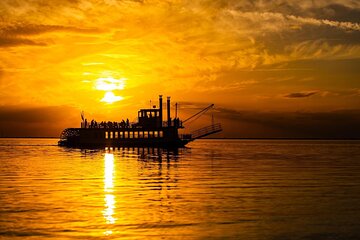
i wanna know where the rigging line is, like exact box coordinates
[184,112,205,126]
[182,104,214,123]
[184,106,215,127]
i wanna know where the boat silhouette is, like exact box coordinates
[58,95,222,148]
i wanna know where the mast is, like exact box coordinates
[167,96,171,127]
[175,102,178,119]
[159,95,163,126]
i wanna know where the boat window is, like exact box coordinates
[110,132,113,139]
[154,131,158,138]
[129,132,133,138]
[115,132,118,138]
[144,131,148,138]
[105,131,108,139]
[138,131,143,138]
[159,131,163,138]
[134,132,138,138]
[120,131,123,138]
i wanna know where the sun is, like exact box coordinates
[101,91,123,104]
[94,76,126,104]
[95,77,126,91]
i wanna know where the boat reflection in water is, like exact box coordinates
[98,147,183,237]
[103,152,116,235]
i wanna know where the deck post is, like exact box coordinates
[159,95,163,126]
[167,96,171,127]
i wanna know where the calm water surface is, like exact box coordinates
[0,139,360,239]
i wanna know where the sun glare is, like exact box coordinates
[94,76,126,104]
[95,77,126,91]
[101,91,123,104]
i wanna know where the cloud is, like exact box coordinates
[0,37,46,47]
[178,102,209,110]
[320,88,360,97]
[1,103,360,138]
[226,10,360,32]
[216,1,360,20]
[308,4,360,23]
[286,14,360,31]
[0,23,102,48]
[0,0,359,118]
[0,105,79,137]
[0,23,101,36]
[284,91,318,98]
[177,103,360,138]
[1,1,359,62]
[215,107,360,138]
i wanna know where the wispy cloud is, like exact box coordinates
[226,11,360,32]
[0,23,102,48]
[215,107,360,138]
[0,105,79,137]
[0,37,46,47]
[0,24,101,36]
[287,14,360,31]
[284,91,318,98]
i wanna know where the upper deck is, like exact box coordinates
[80,95,183,130]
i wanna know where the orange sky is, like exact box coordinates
[0,0,359,138]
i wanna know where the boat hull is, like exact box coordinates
[58,138,190,148]
[58,128,191,149]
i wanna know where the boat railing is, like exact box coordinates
[60,128,80,139]
[162,119,183,128]
[180,133,193,140]
[191,123,222,140]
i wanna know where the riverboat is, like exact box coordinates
[58,95,222,148]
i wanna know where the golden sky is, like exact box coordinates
[0,0,359,137]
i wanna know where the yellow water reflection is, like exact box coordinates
[104,153,114,192]
[103,153,116,226]
[104,194,116,224]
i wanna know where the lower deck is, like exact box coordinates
[59,127,191,148]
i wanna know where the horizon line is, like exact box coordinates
[1,137,359,140]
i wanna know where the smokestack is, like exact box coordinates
[167,96,171,127]
[159,95,163,124]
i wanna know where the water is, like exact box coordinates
[1,139,360,239]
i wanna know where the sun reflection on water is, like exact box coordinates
[103,153,116,226]
[104,153,114,192]
[104,194,116,224]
